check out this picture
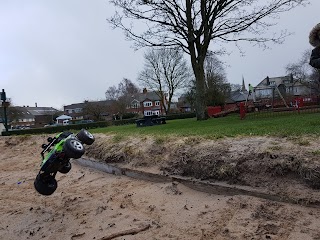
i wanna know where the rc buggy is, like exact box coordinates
[34,129,95,195]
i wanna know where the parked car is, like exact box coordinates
[78,120,94,124]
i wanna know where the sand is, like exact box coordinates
[1,134,320,240]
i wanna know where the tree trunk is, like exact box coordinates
[193,63,207,120]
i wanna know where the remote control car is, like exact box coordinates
[34,129,95,195]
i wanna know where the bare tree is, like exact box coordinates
[230,84,242,91]
[82,101,113,121]
[184,53,230,107]
[204,53,230,106]
[286,50,312,82]
[105,78,140,119]
[109,0,308,120]
[286,49,320,95]
[138,48,190,114]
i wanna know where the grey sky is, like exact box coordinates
[0,0,319,109]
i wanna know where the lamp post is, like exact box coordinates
[1,89,8,132]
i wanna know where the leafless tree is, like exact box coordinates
[105,78,140,119]
[230,84,242,91]
[286,49,320,95]
[138,47,190,114]
[184,53,230,107]
[286,50,312,82]
[82,101,113,121]
[109,0,308,120]
[204,53,230,106]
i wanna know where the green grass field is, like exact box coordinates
[90,112,320,138]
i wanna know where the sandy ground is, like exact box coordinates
[1,134,320,240]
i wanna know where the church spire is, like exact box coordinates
[241,75,247,92]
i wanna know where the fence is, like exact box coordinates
[244,96,320,119]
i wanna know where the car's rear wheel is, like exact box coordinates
[76,129,95,145]
[64,138,85,159]
[59,161,72,174]
[34,174,57,196]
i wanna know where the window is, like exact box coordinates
[131,102,140,108]
[154,110,160,116]
[144,110,152,116]
[75,108,82,113]
[270,81,276,85]
[144,101,152,107]
[155,101,160,106]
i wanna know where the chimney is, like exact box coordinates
[143,88,147,94]
[266,76,270,85]
[290,73,294,83]
[35,102,37,107]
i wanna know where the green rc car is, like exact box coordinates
[34,129,95,195]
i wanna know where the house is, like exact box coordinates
[177,94,192,112]
[25,107,59,128]
[64,100,114,121]
[254,75,310,100]
[8,106,35,129]
[0,106,59,129]
[127,88,167,116]
[64,103,86,120]
[223,78,255,111]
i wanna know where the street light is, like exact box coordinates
[1,89,8,132]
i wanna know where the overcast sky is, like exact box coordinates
[0,0,319,109]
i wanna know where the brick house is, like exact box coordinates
[126,88,167,116]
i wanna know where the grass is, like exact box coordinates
[89,112,320,138]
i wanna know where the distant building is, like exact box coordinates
[64,100,114,121]
[26,107,58,128]
[254,75,310,100]
[9,107,35,129]
[0,106,59,129]
[64,102,87,120]
[177,94,192,112]
[126,88,167,116]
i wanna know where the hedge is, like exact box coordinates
[165,112,196,120]
[1,121,110,136]
[1,113,196,136]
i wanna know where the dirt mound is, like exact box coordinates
[86,134,320,202]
